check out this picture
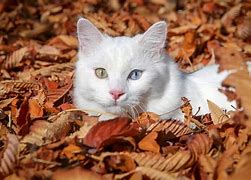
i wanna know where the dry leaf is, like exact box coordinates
[215,47,243,71]
[187,133,213,159]
[21,110,87,147]
[0,81,40,96]
[147,119,193,138]
[0,97,16,109]
[207,100,230,125]
[48,35,78,49]
[130,150,194,172]
[28,98,44,118]
[134,112,159,129]
[3,47,28,70]
[138,131,160,153]
[18,62,74,81]
[60,144,84,160]
[224,63,251,117]
[0,134,19,177]
[221,4,242,31]
[135,166,177,180]
[105,153,136,172]
[83,117,140,148]
[199,154,216,180]
[52,167,104,180]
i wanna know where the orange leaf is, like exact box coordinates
[52,167,103,180]
[28,98,44,118]
[83,117,140,148]
[138,131,160,153]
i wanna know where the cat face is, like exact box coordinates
[74,18,168,117]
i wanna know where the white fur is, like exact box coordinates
[74,18,236,121]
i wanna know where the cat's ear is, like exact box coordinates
[139,21,167,56]
[77,18,103,54]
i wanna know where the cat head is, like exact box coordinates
[74,18,168,118]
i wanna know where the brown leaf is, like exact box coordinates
[48,35,78,49]
[60,144,84,161]
[0,81,40,96]
[229,145,251,180]
[19,22,51,38]
[0,134,19,177]
[83,117,140,148]
[135,166,177,180]
[198,154,216,180]
[215,144,239,180]
[134,112,159,129]
[0,97,17,109]
[52,167,104,180]
[147,119,193,138]
[236,17,251,39]
[215,47,243,71]
[130,150,194,172]
[221,4,242,31]
[15,97,29,127]
[21,110,87,147]
[3,47,29,70]
[207,100,230,125]
[105,153,136,172]
[36,45,60,56]
[18,62,74,81]
[187,133,213,159]
[46,78,73,106]
[224,65,251,117]
[138,131,160,153]
[28,98,44,118]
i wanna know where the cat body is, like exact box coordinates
[74,18,235,120]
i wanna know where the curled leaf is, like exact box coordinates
[52,167,104,180]
[187,133,213,159]
[21,110,87,147]
[3,47,28,70]
[147,119,193,138]
[138,131,160,153]
[221,4,242,30]
[237,17,251,39]
[0,80,40,96]
[207,100,231,125]
[83,117,140,148]
[130,150,194,172]
[0,134,19,177]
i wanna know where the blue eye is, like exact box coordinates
[128,69,143,80]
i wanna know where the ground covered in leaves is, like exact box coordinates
[0,0,251,179]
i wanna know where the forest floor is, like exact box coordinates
[0,0,251,179]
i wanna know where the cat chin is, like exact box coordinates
[105,105,125,116]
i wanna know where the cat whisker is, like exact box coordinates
[127,104,136,119]
[139,102,147,112]
[122,107,133,119]
[132,105,140,119]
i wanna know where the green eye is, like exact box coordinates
[95,68,108,79]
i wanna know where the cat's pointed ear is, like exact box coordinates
[77,18,103,54]
[139,21,167,56]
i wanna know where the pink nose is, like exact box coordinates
[109,89,124,100]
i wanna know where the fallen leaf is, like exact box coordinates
[0,134,19,177]
[83,117,140,148]
[28,98,44,118]
[3,47,29,70]
[138,131,160,153]
[52,167,104,180]
[207,100,230,125]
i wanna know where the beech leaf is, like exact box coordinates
[83,117,140,148]
[207,100,230,125]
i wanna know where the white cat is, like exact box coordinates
[74,18,236,121]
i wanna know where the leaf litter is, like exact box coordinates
[0,0,251,179]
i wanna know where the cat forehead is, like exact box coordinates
[97,36,141,62]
